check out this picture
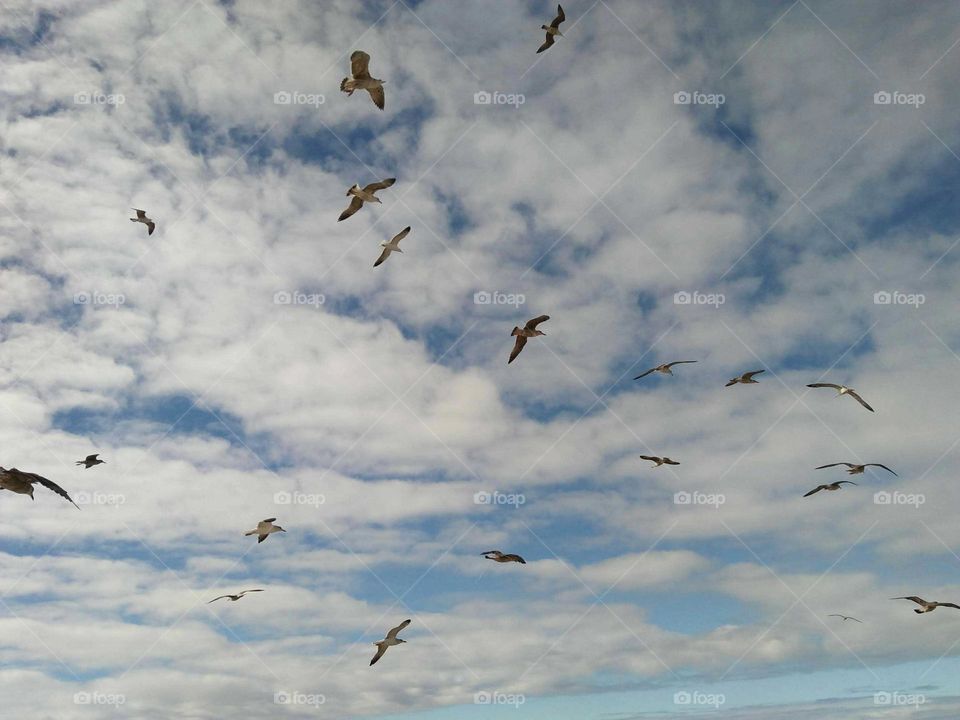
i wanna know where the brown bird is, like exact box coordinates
[75,453,105,469]
[891,596,960,614]
[537,4,565,53]
[482,550,526,564]
[341,50,386,110]
[803,481,857,497]
[726,370,764,387]
[0,467,80,509]
[640,455,680,467]
[130,208,155,235]
[816,462,897,476]
[634,360,697,380]
[508,315,549,364]
[208,589,264,603]
[806,383,874,412]
[338,178,396,222]
[370,619,411,666]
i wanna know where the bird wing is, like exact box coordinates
[836,481,858,486]
[147,221,156,235]
[258,534,268,543]
[633,367,656,380]
[386,618,411,639]
[552,4,565,28]
[350,50,371,79]
[846,390,874,412]
[338,195,364,222]
[742,370,765,380]
[664,459,680,465]
[363,178,396,194]
[369,643,388,666]
[815,463,850,469]
[133,209,146,219]
[508,335,527,364]
[806,383,841,389]
[262,518,277,525]
[504,554,526,563]
[892,596,926,605]
[391,226,411,245]
[866,463,897,476]
[937,603,960,609]
[85,454,99,462]
[666,360,697,368]
[639,456,659,462]
[208,595,231,603]
[803,485,826,497]
[373,248,391,267]
[524,315,550,331]
[536,34,555,53]
[367,86,385,110]
[239,589,264,597]
[30,474,80,509]
[725,378,737,387]
[481,550,501,556]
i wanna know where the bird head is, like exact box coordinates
[535,330,546,336]
[397,639,407,644]
[541,24,550,30]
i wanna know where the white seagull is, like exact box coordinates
[816,462,897,476]
[341,50,386,110]
[804,481,857,497]
[370,619,411,666]
[208,589,265,603]
[374,226,410,267]
[726,370,765,387]
[806,383,874,412]
[634,360,697,380]
[891,596,960,614]
[482,550,526,564]
[245,518,285,543]
[828,614,863,623]
[130,208,155,235]
[338,178,396,222]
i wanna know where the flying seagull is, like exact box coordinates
[508,315,550,364]
[75,453,105,469]
[803,481,857,497]
[0,467,80,509]
[341,50,386,110]
[482,550,526,564]
[816,462,897,476]
[726,370,765,387]
[245,518,285,543]
[806,383,874,412]
[828,614,863,623]
[640,455,680,467]
[537,4,565,53]
[208,589,265,604]
[338,178,396,222]
[130,208,155,236]
[891,596,960,614]
[374,226,410,267]
[370,619,411,666]
[634,361,697,380]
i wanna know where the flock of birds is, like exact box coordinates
[2,3,954,682]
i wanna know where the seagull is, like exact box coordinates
[803,481,857,497]
[891,596,960,614]
[806,383,874,412]
[130,208,155,236]
[640,455,680,467]
[370,619,411,666]
[208,589,265,603]
[726,370,765,387]
[634,361,697,380]
[537,4,565,53]
[245,518,285,543]
[341,50,386,110]
[816,462,897,476]
[374,226,410,267]
[828,614,863,623]
[0,467,80,509]
[508,315,550,364]
[482,550,526,564]
[75,453,105,469]
[338,178,396,222]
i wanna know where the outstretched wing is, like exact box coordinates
[504,554,526,563]
[937,602,960,610]
[207,595,231,604]
[633,367,656,380]
[339,195,364,222]
[536,33,555,53]
[806,383,841,389]
[239,589,264,597]
[865,463,897,476]
[146,221,156,235]
[846,390,874,412]
[666,360,697,368]
[350,50,371,79]
[892,596,926,605]
[508,335,527,364]
[85,454,99,462]
[31,474,80,509]
[367,86,385,110]
[524,315,550,331]
[391,226,411,245]
[373,248,391,267]
[363,178,396,194]
[742,370,765,380]
[552,4,566,28]
[639,456,660,462]
[803,485,826,497]
[369,643,388,666]
[133,208,146,219]
[386,618,411,639]
[815,463,852,470]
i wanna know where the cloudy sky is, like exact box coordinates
[2,0,960,717]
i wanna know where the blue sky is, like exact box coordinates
[1,0,960,717]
